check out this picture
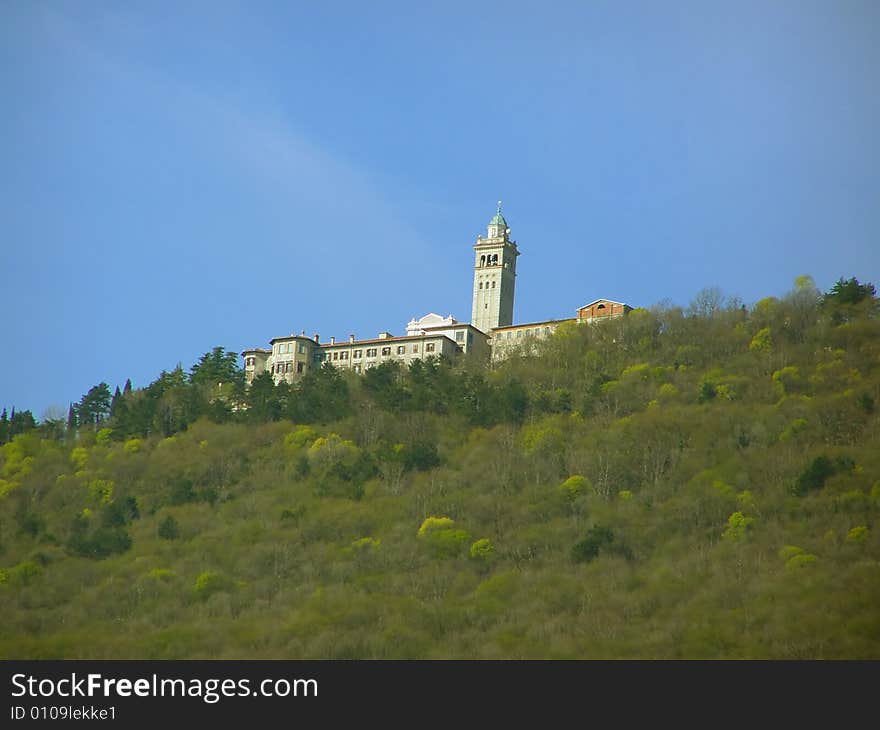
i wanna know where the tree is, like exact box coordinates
[110,385,122,417]
[821,277,878,323]
[190,346,245,389]
[687,287,725,319]
[75,383,112,428]
[158,515,180,540]
[247,371,282,421]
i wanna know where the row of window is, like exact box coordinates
[498,326,554,340]
[478,280,497,290]
[272,361,305,374]
[274,342,307,355]
[479,253,500,267]
[316,342,438,362]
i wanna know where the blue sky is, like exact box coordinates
[2,0,878,419]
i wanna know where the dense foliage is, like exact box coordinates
[1,277,878,658]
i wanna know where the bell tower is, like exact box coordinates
[471,201,519,334]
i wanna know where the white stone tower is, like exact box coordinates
[471,202,519,334]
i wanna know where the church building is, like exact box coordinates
[241,204,631,384]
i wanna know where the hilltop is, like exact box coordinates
[1,277,878,659]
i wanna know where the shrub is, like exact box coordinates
[417,517,469,558]
[470,538,495,561]
[722,512,754,541]
[792,456,853,496]
[193,571,233,599]
[0,560,41,586]
[571,525,615,563]
[778,545,805,562]
[846,526,868,543]
[559,475,589,501]
[418,516,455,537]
[785,553,818,572]
[158,516,180,540]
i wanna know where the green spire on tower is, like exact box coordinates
[489,200,507,229]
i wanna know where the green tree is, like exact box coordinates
[190,346,245,389]
[75,383,112,428]
[822,277,878,323]
[158,515,180,540]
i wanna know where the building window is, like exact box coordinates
[516,331,522,338]
[455,331,464,342]
[397,345,406,354]
[492,280,496,288]
[526,329,532,336]
[353,350,362,359]
[353,364,361,373]
[285,362,293,373]
[366,348,377,357]
[381,347,391,356]
[298,343,306,354]
[297,362,304,373]
[332,352,339,361]
[479,282,483,289]
[340,351,349,360]
[426,343,435,353]
[412,344,419,353]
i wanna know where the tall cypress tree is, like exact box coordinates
[110,385,122,418]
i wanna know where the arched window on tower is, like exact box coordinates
[492,254,499,265]
[480,255,486,267]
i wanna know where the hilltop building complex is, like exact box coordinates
[242,204,632,384]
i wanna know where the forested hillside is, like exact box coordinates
[1,277,878,658]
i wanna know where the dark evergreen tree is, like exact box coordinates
[75,383,112,428]
[110,385,122,417]
[9,409,36,438]
[247,371,282,421]
[190,346,245,389]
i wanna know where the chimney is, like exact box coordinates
[349,334,355,343]
[378,332,392,339]
[330,336,335,345]
[313,333,320,343]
